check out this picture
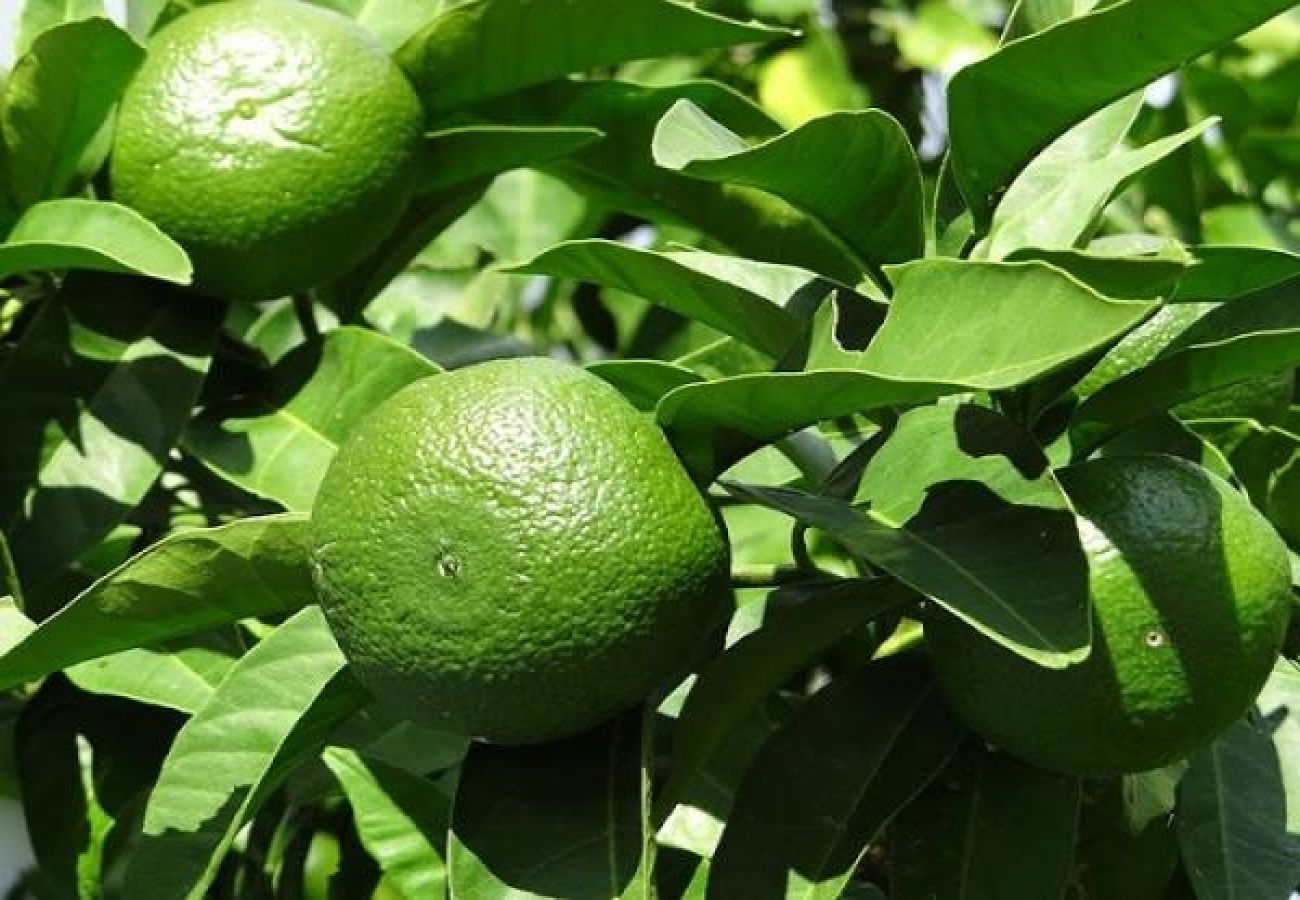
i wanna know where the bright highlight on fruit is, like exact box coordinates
[309,357,730,744]
[110,0,424,302]
[927,454,1292,776]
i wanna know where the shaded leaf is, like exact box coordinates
[948,0,1296,225]
[124,607,366,900]
[396,0,784,115]
[0,275,217,595]
[587,359,704,413]
[653,100,924,273]
[1007,246,1192,300]
[1174,246,1300,301]
[0,514,311,691]
[1,19,143,209]
[891,742,1081,900]
[322,748,451,899]
[448,713,650,900]
[185,327,437,512]
[325,0,449,50]
[66,630,244,715]
[707,658,963,899]
[0,199,191,283]
[420,124,604,194]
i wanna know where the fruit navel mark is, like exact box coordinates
[1144,628,1167,649]
[436,551,462,579]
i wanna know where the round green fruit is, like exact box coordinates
[309,357,729,744]
[111,0,423,302]
[927,454,1291,776]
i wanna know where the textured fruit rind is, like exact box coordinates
[927,454,1292,776]
[310,357,730,744]
[111,0,423,302]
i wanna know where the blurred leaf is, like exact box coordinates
[1257,662,1300,835]
[1174,245,1300,301]
[448,712,651,900]
[707,658,963,899]
[728,404,1091,667]
[1072,276,1300,451]
[12,0,109,58]
[512,241,807,356]
[65,630,243,715]
[185,327,436,512]
[1178,717,1300,900]
[0,514,311,691]
[659,579,914,823]
[0,199,191,283]
[757,26,866,129]
[490,79,864,282]
[322,748,451,899]
[124,607,366,900]
[894,0,998,72]
[420,124,603,193]
[654,100,924,273]
[322,0,449,50]
[949,0,1296,226]
[0,275,217,597]
[1,18,142,208]
[440,168,590,264]
[984,113,1214,260]
[892,742,1081,900]
[396,0,785,115]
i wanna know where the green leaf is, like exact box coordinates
[984,112,1214,260]
[1177,717,1300,900]
[707,658,963,899]
[396,0,784,115]
[420,124,604,194]
[324,0,449,50]
[322,748,451,899]
[948,0,1297,226]
[858,259,1157,388]
[185,327,437,512]
[0,514,311,692]
[489,79,863,282]
[1072,277,1300,452]
[891,741,1081,900]
[587,359,704,413]
[448,713,650,900]
[1,18,143,208]
[11,0,110,57]
[725,476,1090,667]
[0,199,192,283]
[1174,246,1300,301]
[652,100,925,273]
[125,607,367,900]
[65,630,243,715]
[658,578,914,827]
[1257,662,1300,837]
[0,275,217,595]
[1007,247,1192,300]
[510,241,807,357]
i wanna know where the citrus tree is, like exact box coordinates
[1,0,1299,897]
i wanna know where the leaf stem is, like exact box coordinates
[730,564,810,589]
[293,292,321,342]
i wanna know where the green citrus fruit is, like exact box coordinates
[1080,303,1293,423]
[927,454,1291,776]
[110,0,423,302]
[309,357,729,744]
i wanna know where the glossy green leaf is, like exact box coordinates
[511,241,807,357]
[659,578,913,821]
[892,742,1081,900]
[322,748,451,899]
[949,0,1296,225]
[125,607,366,900]
[1007,247,1192,300]
[984,113,1214,260]
[448,713,650,900]
[0,514,311,691]
[1,19,142,209]
[707,658,963,899]
[185,327,437,512]
[1178,717,1300,900]
[420,124,604,194]
[396,0,784,115]
[587,359,704,413]
[0,199,191,283]
[858,259,1157,388]
[653,100,925,272]
[0,275,217,595]
[66,630,243,715]
[1073,277,1300,451]
[1174,246,1300,301]
[489,79,863,282]
[725,478,1090,667]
